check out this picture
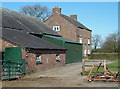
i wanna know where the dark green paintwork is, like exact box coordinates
[3,47,26,80]
[4,47,22,60]
[42,35,82,64]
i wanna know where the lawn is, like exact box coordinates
[82,62,119,75]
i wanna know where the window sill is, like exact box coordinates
[36,61,42,64]
[56,60,61,63]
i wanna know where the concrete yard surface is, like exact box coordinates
[2,62,118,87]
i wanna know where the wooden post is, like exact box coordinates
[82,59,85,74]
[104,59,107,75]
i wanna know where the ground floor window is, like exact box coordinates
[56,54,61,63]
[88,50,91,54]
[84,50,87,57]
[36,54,42,64]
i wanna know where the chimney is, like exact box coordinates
[70,15,77,20]
[52,7,61,14]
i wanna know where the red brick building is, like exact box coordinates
[45,7,92,57]
[1,8,66,74]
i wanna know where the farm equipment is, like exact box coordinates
[86,62,120,82]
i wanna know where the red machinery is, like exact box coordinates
[86,63,120,82]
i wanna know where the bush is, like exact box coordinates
[91,53,118,59]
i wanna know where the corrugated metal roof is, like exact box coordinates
[1,8,60,36]
[1,27,66,50]
[44,35,82,45]
[61,14,91,31]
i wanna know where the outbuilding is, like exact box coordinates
[1,8,66,76]
[42,35,82,64]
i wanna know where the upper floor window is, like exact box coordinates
[79,37,82,43]
[53,26,60,32]
[88,38,90,45]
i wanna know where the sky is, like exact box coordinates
[2,2,118,41]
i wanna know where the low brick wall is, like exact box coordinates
[90,53,118,59]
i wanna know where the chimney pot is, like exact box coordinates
[52,7,61,14]
[70,15,77,20]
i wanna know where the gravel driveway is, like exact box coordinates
[2,61,118,87]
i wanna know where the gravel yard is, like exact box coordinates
[2,61,118,87]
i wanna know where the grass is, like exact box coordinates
[82,62,119,76]
[85,59,118,62]
[92,53,118,54]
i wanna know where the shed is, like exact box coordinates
[42,35,82,64]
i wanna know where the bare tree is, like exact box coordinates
[101,33,118,53]
[20,4,51,22]
[92,34,102,50]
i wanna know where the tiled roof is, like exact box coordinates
[61,14,91,31]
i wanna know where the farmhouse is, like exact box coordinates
[0,8,83,79]
[45,7,92,57]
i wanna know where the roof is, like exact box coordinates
[44,35,82,45]
[61,14,91,31]
[1,27,66,50]
[0,8,60,36]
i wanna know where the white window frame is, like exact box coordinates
[88,50,91,54]
[84,49,87,55]
[84,49,87,57]
[88,38,90,45]
[53,26,60,32]
[36,55,41,62]
[79,37,82,43]
[56,55,61,62]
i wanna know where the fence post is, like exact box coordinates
[82,59,85,75]
[104,59,107,75]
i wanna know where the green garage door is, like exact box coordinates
[42,35,82,64]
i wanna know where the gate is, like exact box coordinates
[1,47,26,80]
[2,59,26,80]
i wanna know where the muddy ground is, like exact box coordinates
[2,61,119,87]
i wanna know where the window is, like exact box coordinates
[36,55,42,64]
[84,50,87,55]
[79,37,82,43]
[46,58,49,63]
[88,38,90,45]
[56,54,61,63]
[53,26,60,32]
[88,50,91,54]
[84,49,87,57]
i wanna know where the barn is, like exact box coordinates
[0,8,66,79]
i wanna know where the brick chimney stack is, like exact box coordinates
[70,15,77,20]
[52,7,62,14]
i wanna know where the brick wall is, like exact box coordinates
[45,13,92,57]
[23,49,66,74]
[1,39,66,74]
[76,28,92,57]
[45,14,77,41]
[0,39,17,51]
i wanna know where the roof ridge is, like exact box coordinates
[61,14,91,31]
